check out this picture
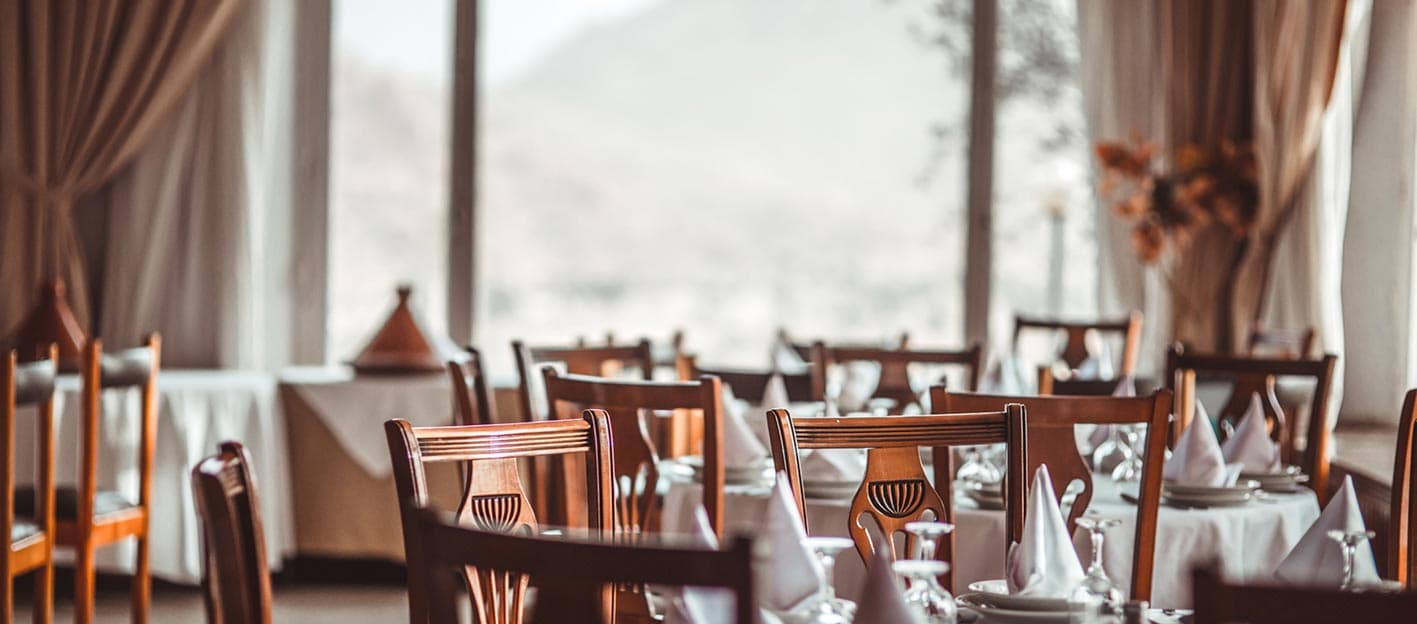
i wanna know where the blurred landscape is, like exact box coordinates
[328,0,1094,375]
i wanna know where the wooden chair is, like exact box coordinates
[410,507,757,624]
[541,371,725,537]
[385,412,615,624]
[812,343,984,412]
[16,335,160,624]
[1013,312,1143,377]
[765,400,1026,591]
[1166,346,1338,500]
[1036,369,1130,396]
[1247,324,1316,359]
[447,346,496,426]
[777,329,910,363]
[191,441,273,624]
[512,340,654,421]
[1191,565,1417,624]
[512,340,652,525]
[1392,388,1417,589]
[936,389,1171,601]
[3,347,57,624]
[686,356,817,404]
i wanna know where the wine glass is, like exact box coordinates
[1091,426,1135,475]
[793,537,857,623]
[894,559,957,624]
[1109,426,1144,482]
[1326,529,1377,591]
[955,446,1001,486]
[1069,514,1123,621]
[905,521,955,560]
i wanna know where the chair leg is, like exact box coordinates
[3,566,14,624]
[131,536,150,623]
[34,559,53,624]
[74,546,96,624]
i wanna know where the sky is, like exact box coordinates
[333,0,663,87]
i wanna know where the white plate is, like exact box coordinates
[1163,493,1253,508]
[1163,480,1259,496]
[964,489,1006,510]
[957,594,1072,623]
[963,581,1071,612]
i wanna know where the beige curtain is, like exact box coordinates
[0,0,244,336]
[1232,1,1350,345]
[1157,0,1256,352]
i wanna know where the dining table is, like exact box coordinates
[663,463,1319,609]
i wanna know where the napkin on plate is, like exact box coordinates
[758,472,826,611]
[800,449,867,483]
[836,361,882,413]
[1221,393,1281,473]
[1273,476,1381,587]
[1163,402,1242,487]
[761,373,790,410]
[854,542,924,624]
[1006,465,1086,597]
[720,384,770,468]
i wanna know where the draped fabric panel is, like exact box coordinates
[1235,0,1352,347]
[0,0,244,335]
[1076,0,1169,374]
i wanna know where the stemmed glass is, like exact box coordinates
[955,447,1001,486]
[1327,529,1377,592]
[795,537,857,623]
[1069,514,1123,622]
[1091,427,1135,475]
[894,559,957,624]
[905,521,955,560]
[1109,426,1144,482]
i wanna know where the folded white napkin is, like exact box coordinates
[761,373,790,410]
[979,350,1027,395]
[836,361,881,413]
[525,362,568,420]
[1221,393,1281,473]
[1273,476,1380,587]
[1006,465,1086,597]
[721,384,770,468]
[758,473,826,611]
[660,505,741,624]
[1163,403,1241,487]
[773,341,808,374]
[654,504,720,600]
[854,542,924,624]
[800,449,867,482]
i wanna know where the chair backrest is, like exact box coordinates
[1247,324,1316,359]
[936,390,1171,601]
[815,343,984,411]
[1013,312,1143,376]
[412,508,757,624]
[1191,565,1417,624]
[1166,346,1338,500]
[512,339,654,422]
[191,441,273,624]
[778,329,910,364]
[385,412,615,624]
[764,400,1026,591]
[2,346,57,574]
[541,371,725,537]
[81,335,160,524]
[447,346,496,426]
[1036,369,1128,397]
[1393,388,1417,589]
[686,357,816,404]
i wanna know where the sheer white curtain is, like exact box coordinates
[99,0,294,369]
[1259,0,1371,427]
[1076,0,1169,375]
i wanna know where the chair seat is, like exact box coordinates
[14,486,138,520]
[11,519,40,544]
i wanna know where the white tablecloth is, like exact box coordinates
[278,366,453,477]
[14,370,292,585]
[665,474,1318,609]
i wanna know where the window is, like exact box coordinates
[989,0,1097,340]
[326,0,454,361]
[475,0,970,373]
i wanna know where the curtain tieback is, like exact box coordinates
[0,170,73,205]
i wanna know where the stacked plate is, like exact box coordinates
[801,477,860,500]
[957,580,1073,624]
[1238,465,1309,493]
[1162,480,1259,508]
[676,456,773,486]
[961,481,1005,510]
